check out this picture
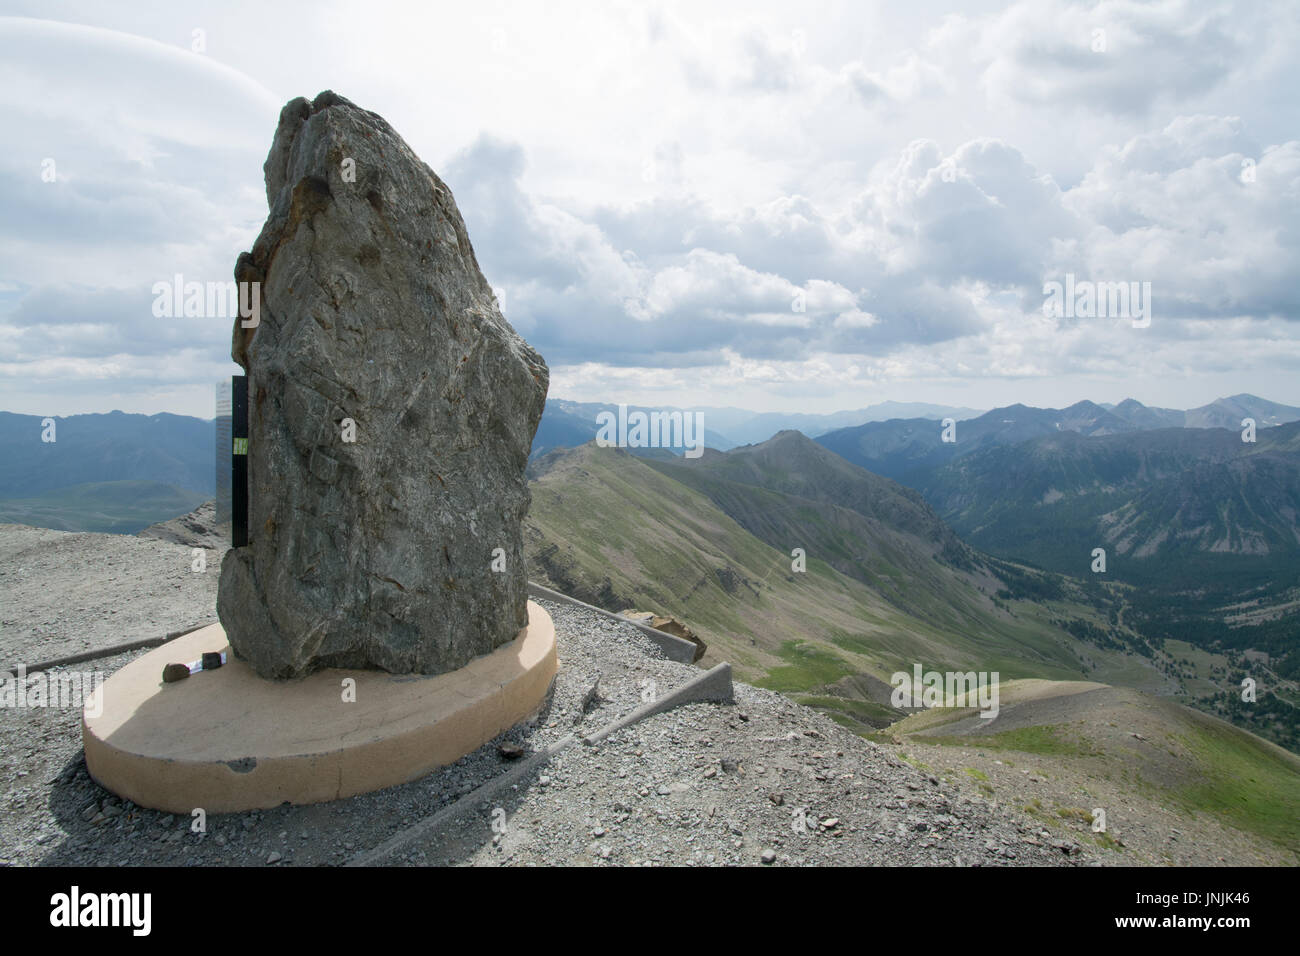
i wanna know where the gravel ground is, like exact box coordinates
[0,523,217,666]
[0,597,1097,867]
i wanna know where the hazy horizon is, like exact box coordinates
[4,388,1295,425]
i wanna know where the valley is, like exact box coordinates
[521,434,1300,862]
[6,394,1298,865]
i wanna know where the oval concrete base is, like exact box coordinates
[82,601,557,814]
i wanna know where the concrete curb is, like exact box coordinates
[6,622,215,676]
[580,662,733,746]
[525,581,700,664]
[348,662,734,866]
[347,732,577,867]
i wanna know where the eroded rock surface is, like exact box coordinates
[218,91,547,679]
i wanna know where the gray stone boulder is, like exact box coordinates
[218,91,548,679]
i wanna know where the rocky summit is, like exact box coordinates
[218,91,548,679]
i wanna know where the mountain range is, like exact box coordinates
[524,417,1300,755]
[8,394,1292,512]
[3,394,1296,705]
[520,429,1295,853]
[0,411,214,533]
[4,393,1297,858]
[533,398,986,455]
[919,420,1300,573]
[814,394,1300,483]
[527,437,1153,714]
[0,410,214,499]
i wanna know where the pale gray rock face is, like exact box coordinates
[218,91,548,680]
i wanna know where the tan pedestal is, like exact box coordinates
[82,601,557,814]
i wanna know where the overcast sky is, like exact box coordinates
[2,0,1298,418]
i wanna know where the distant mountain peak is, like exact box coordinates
[732,428,815,454]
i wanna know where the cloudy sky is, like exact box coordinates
[2,0,1298,418]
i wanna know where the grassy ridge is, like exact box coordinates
[1171,706,1300,852]
[524,444,1130,694]
[891,680,1300,857]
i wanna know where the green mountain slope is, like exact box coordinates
[524,442,1300,861]
[889,678,1300,862]
[523,443,1156,719]
[644,431,996,633]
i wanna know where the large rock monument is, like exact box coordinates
[218,91,548,680]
